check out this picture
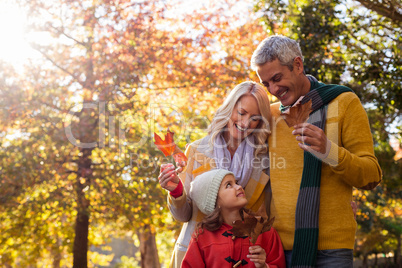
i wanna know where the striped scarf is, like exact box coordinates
[280,76,352,267]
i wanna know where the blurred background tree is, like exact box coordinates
[0,0,266,267]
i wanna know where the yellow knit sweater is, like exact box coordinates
[269,92,382,250]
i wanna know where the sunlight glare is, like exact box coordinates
[0,1,37,65]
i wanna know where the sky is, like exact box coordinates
[0,1,36,66]
[0,0,254,69]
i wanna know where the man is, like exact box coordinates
[251,35,382,268]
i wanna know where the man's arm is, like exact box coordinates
[293,93,382,189]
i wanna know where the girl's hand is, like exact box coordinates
[247,245,267,268]
[158,163,180,192]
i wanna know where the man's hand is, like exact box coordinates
[292,123,331,160]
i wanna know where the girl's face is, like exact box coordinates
[225,95,261,144]
[217,174,248,211]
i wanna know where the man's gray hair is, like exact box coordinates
[251,35,304,71]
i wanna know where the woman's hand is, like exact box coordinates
[247,245,267,268]
[158,163,180,192]
[175,160,187,174]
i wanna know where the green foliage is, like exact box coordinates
[255,0,347,84]
[256,0,402,124]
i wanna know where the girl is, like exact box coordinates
[181,169,285,268]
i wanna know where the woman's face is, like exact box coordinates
[217,174,247,210]
[226,94,261,144]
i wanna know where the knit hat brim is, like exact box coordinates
[190,169,234,215]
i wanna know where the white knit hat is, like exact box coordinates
[190,169,234,215]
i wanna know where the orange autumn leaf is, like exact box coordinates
[154,129,176,156]
[154,130,188,163]
[251,216,275,244]
[231,217,257,237]
[172,144,188,164]
[173,152,187,163]
[281,99,312,128]
[231,210,275,244]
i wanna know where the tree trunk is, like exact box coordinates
[52,236,62,268]
[137,225,160,268]
[72,95,95,267]
[395,234,401,266]
[73,146,92,268]
[73,208,89,268]
[362,254,368,268]
[52,254,61,268]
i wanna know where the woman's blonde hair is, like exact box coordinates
[207,81,271,156]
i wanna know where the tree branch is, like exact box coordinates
[345,27,392,59]
[37,99,70,114]
[355,0,402,25]
[30,45,84,85]
[47,24,87,47]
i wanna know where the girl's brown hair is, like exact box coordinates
[192,207,252,240]
[192,206,223,239]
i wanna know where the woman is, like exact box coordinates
[158,81,272,267]
[182,169,285,268]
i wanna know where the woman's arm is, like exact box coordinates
[166,143,196,222]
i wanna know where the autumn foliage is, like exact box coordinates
[0,0,267,267]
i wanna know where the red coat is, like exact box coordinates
[181,223,286,268]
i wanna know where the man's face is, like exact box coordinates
[256,58,307,107]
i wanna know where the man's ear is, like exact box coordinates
[293,57,304,74]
